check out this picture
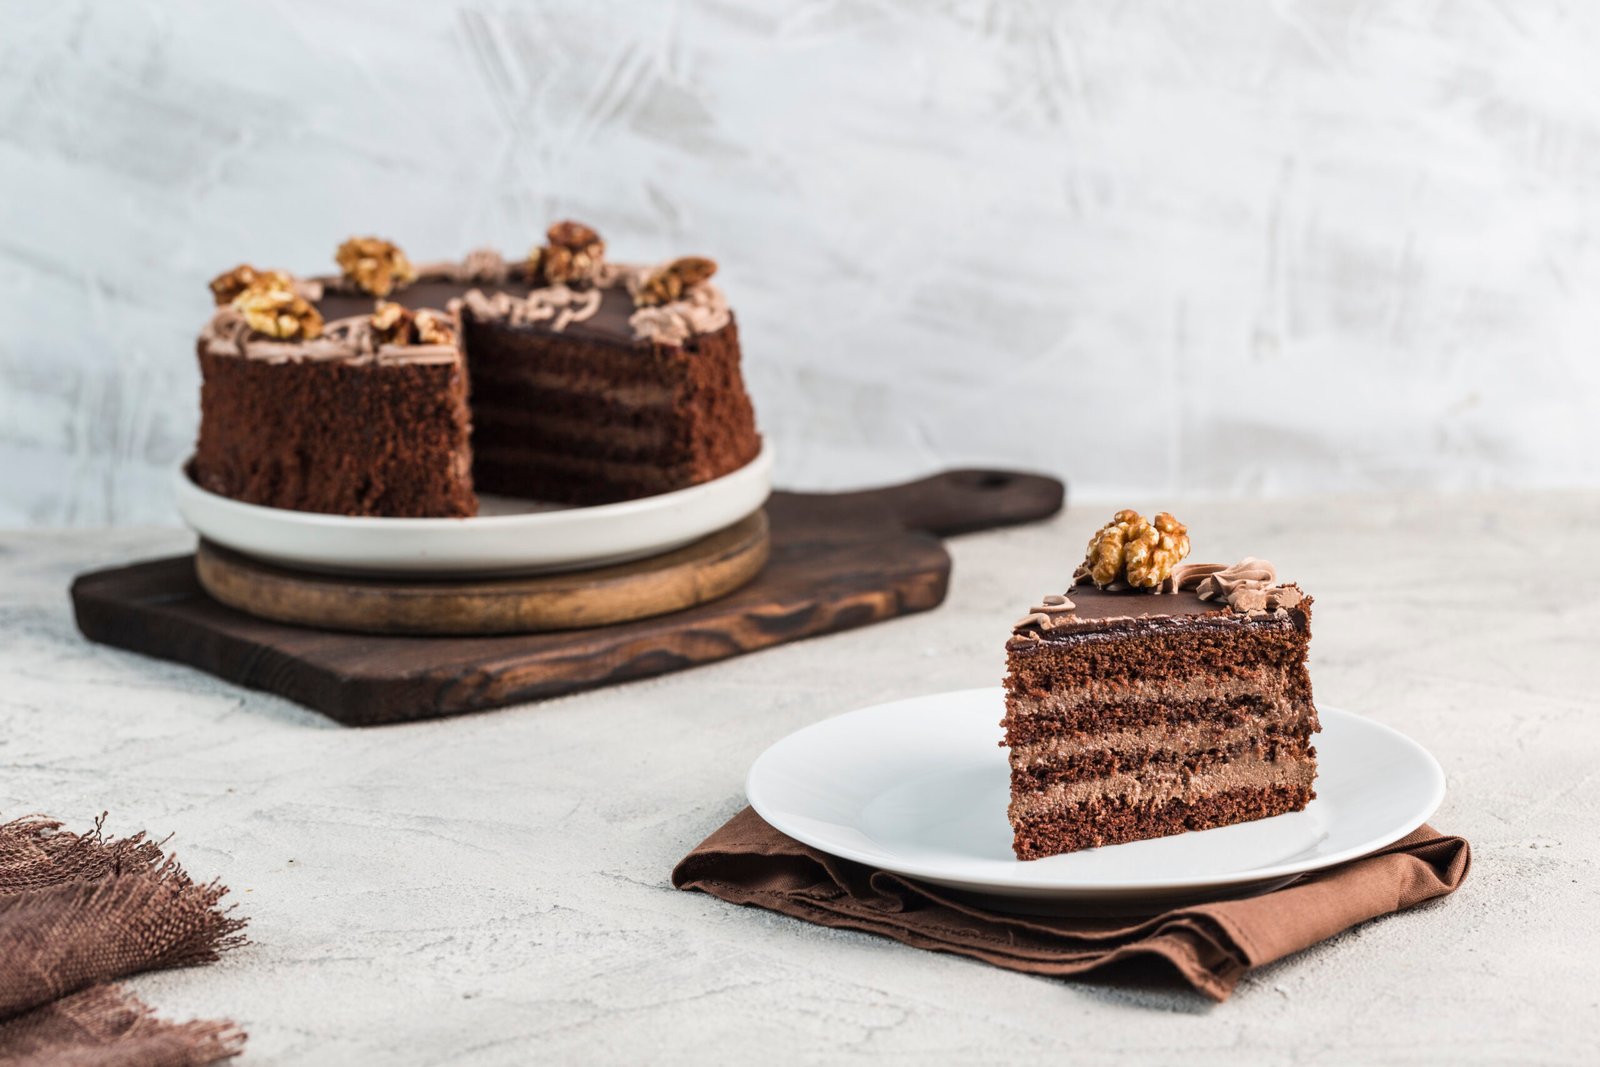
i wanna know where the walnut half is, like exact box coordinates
[336,236,417,297]
[1082,509,1191,590]
[371,302,456,346]
[529,220,605,287]
[414,310,454,345]
[209,264,293,306]
[635,256,718,307]
[232,279,323,341]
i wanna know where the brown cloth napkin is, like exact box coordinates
[673,807,1471,1002]
[0,815,248,1066]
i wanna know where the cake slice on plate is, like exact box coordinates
[1002,510,1319,860]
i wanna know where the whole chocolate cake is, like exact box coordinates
[192,224,761,517]
[1002,511,1319,860]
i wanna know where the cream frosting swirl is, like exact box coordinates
[1011,555,1304,635]
[623,261,732,344]
[199,307,459,366]
[1168,557,1303,615]
[313,252,731,346]
[446,259,729,344]
[456,284,603,331]
[1012,593,1077,633]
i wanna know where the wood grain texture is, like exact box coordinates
[192,511,771,636]
[72,470,1064,726]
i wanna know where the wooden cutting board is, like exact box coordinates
[71,469,1064,727]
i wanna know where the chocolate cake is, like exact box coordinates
[192,224,761,516]
[195,301,474,517]
[1003,510,1318,860]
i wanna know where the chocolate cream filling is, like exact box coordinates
[1007,754,1317,817]
[1007,702,1316,767]
[1006,674,1302,717]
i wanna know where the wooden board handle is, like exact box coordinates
[808,468,1065,537]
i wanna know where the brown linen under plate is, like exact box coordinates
[672,806,1471,1002]
[0,815,247,1066]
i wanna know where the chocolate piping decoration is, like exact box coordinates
[1014,555,1304,636]
[318,254,730,345]
[1169,556,1302,616]
[625,270,730,344]
[1012,593,1077,634]
[454,285,602,331]
[199,307,459,367]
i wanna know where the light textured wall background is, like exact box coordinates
[3,0,1598,525]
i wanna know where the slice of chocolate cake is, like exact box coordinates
[1003,510,1318,860]
[193,276,475,518]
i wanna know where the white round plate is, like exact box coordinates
[746,687,1445,911]
[174,442,772,577]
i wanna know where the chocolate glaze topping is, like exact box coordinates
[1011,557,1308,641]
[310,254,728,348]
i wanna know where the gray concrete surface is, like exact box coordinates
[3,493,1597,1064]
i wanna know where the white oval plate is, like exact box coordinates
[175,442,773,577]
[747,688,1445,910]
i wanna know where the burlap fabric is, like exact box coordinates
[0,816,247,1066]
